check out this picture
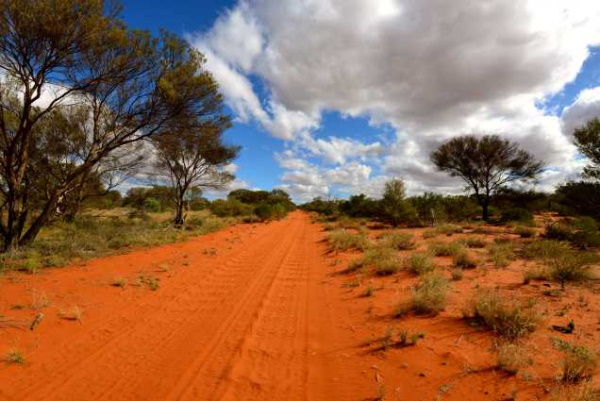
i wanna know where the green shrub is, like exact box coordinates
[379,232,415,250]
[523,240,570,260]
[552,339,598,383]
[363,246,401,275]
[465,290,541,339]
[546,223,575,241]
[453,251,477,269]
[547,251,597,288]
[429,241,463,257]
[496,342,532,374]
[463,236,487,248]
[404,253,435,275]
[514,226,536,238]
[327,229,370,252]
[500,208,533,224]
[143,197,162,213]
[488,242,515,268]
[434,224,463,235]
[397,272,449,317]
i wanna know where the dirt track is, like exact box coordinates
[0,212,369,401]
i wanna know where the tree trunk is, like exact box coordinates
[481,201,489,222]
[173,198,185,227]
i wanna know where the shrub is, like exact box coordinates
[328,229,370,252]
[429,241,463,257]
[363,246,401,276]
[405,253,435,275]
[553,340,598,383]
[546,223,575,241]
[547,251,598,288]
[488,242,515,268]
[500,207,533,224]
[463,236,487,248]
[143,197,162,213]
[451,268,463,280]
[397,272,450,317]
[465,290,541,339]
[379,232,415,250]
[434,224,463,235]
[453,251,477,269]
[496,342,532,374]
[514,226,536,238]
[523,240,570,260]
[5,348,25,364]
[550,382,598,401]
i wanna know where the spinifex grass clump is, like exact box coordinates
[552,338,598,383]
[429,241,463,257]
[362,246,401,276]
[404,253,435,275]
[488,241,515,268]
[453,251,477,269]
[465,290,541,340]
[327,229,370,252]
[379,232,415,250]
[396,272,450,317]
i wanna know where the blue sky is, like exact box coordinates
[121,0,600,202]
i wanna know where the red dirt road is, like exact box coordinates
[0,212,371,401]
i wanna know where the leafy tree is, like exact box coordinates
[153,114,238,226]
[573,118,600,180]
[380,179,415,227]
[0,0,225,250]
[554,181,600,219]
[430,135,543,221]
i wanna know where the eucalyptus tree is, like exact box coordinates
[0,0,230,250]
[430,135,543,221]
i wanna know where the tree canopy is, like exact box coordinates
[430,135,543,221]
[573,118,600,180]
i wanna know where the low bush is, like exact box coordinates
[379,232,415,250]
[553,339,598,383]
[547,251,598,288]
[514,226,536,238]
[5,348,25,364]
[463,236,487,248]
[434,224,463,236]
[522,240,570,261]
[327,229,370,252]
[404,253,435,275]
[429,241,463,257]
[500,207,533,224]
[362,246,401,276]
[465,290,541,339]
[488,242,515,268]
[453,251,477,269]
[496,342,532,375]
[396,272,450,317]
[550,382,598,401]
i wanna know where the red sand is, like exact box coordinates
[0,211,598,400]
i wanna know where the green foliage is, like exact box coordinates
[573,118,600,180]
[546,251,598,288]
[552,339,598,383]
[209,199,253,217]
[429,241,463,257]
[327,229,370,252]
[465,290,541,339]
[463,236,487,248]
[514,226,536,238]
[397,272,450,317]
[431,135,543,221]
[379,179,417,227]
[500,207,534,224]
[488,242,515,267]
[523,240,571,260]
[545,217,600,249]
[405,253,435,275]
[362,246,401,275]
[453,251,477,269]
[554,181,600,220]
[379,232,415,250]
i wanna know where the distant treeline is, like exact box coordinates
[301,182,600,226]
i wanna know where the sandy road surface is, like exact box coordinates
[0,212,369,401]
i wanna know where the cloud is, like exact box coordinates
[193,0,600,201]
